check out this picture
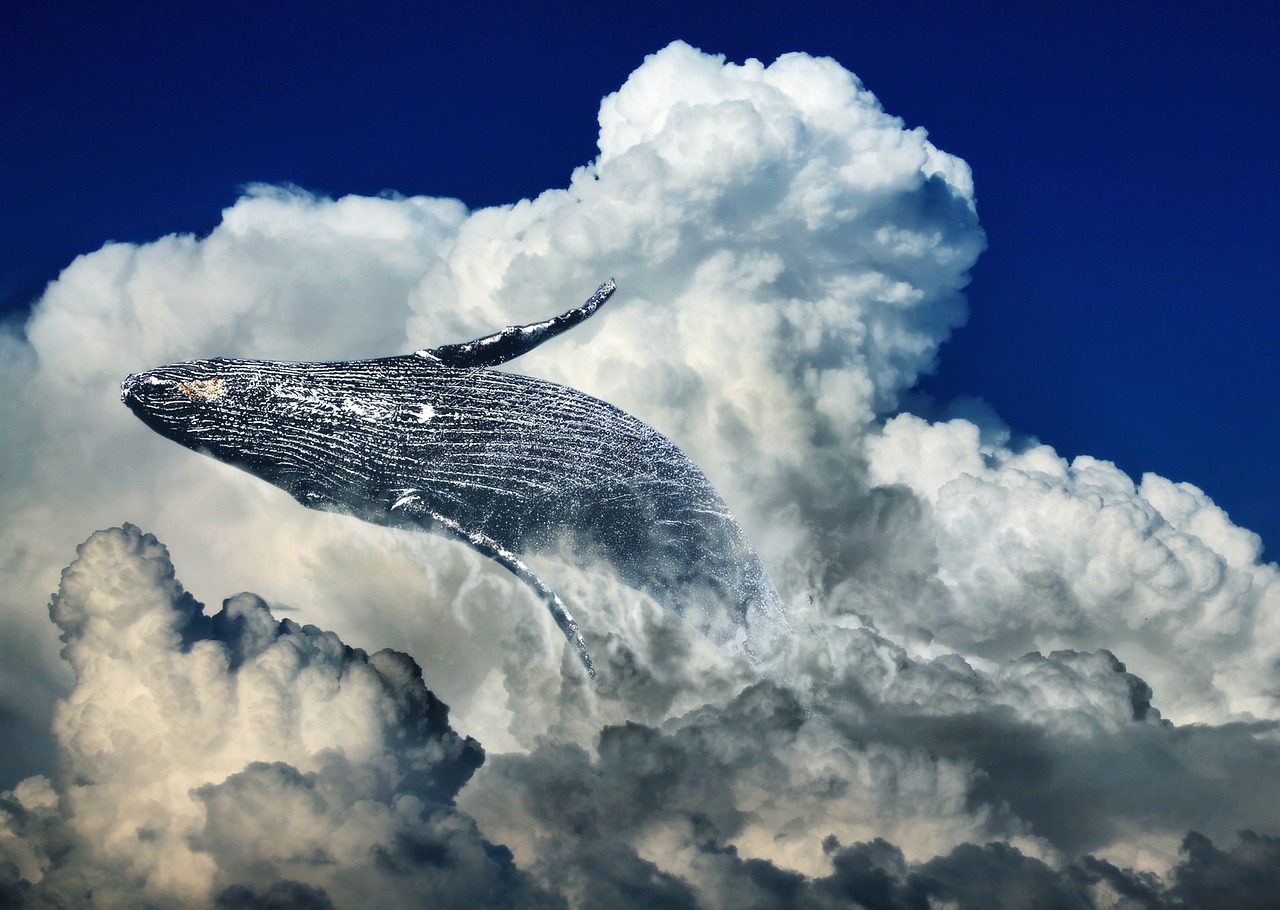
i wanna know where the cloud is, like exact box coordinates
[0,38,988,773]
[864,414,1280,722]
[7,523,1279,908]
[1,39,1278,907]
[1,524,556,908]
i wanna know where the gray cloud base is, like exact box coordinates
[3,524,1278,907]
[0,40,1277,907]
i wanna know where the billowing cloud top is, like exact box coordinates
[16,525,528,908]
[1,40,1278,908]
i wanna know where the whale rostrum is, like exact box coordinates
[121,281,786,677]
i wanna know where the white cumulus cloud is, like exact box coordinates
[865,413,1280,722]
[2,524,554,908]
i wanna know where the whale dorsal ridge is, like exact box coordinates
[419,279,616,369]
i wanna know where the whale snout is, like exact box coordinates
[120,372,144,400]
[120,371,172,406]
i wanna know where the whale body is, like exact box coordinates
[121,282,785,676]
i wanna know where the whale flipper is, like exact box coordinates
[389,490,596,677]
[419,279,616,368]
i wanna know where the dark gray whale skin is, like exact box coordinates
[120,282,785,677]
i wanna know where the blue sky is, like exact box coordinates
[3,0,1277,558]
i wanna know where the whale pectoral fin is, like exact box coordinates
[389,494,596,678]
[418,279,616,369]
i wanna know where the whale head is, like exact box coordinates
[123,358,245,446]
[121,357,401,506]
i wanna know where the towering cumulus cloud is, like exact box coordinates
[2,525,550,907]
[1,41,1277,907]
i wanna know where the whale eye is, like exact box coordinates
[177,378,228,403]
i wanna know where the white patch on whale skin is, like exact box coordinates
[391,491,420,511]
[416,403,436,423]
[339,397,396,421]
[269,381,398,421]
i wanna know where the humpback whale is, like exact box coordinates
[121,282,785,676]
